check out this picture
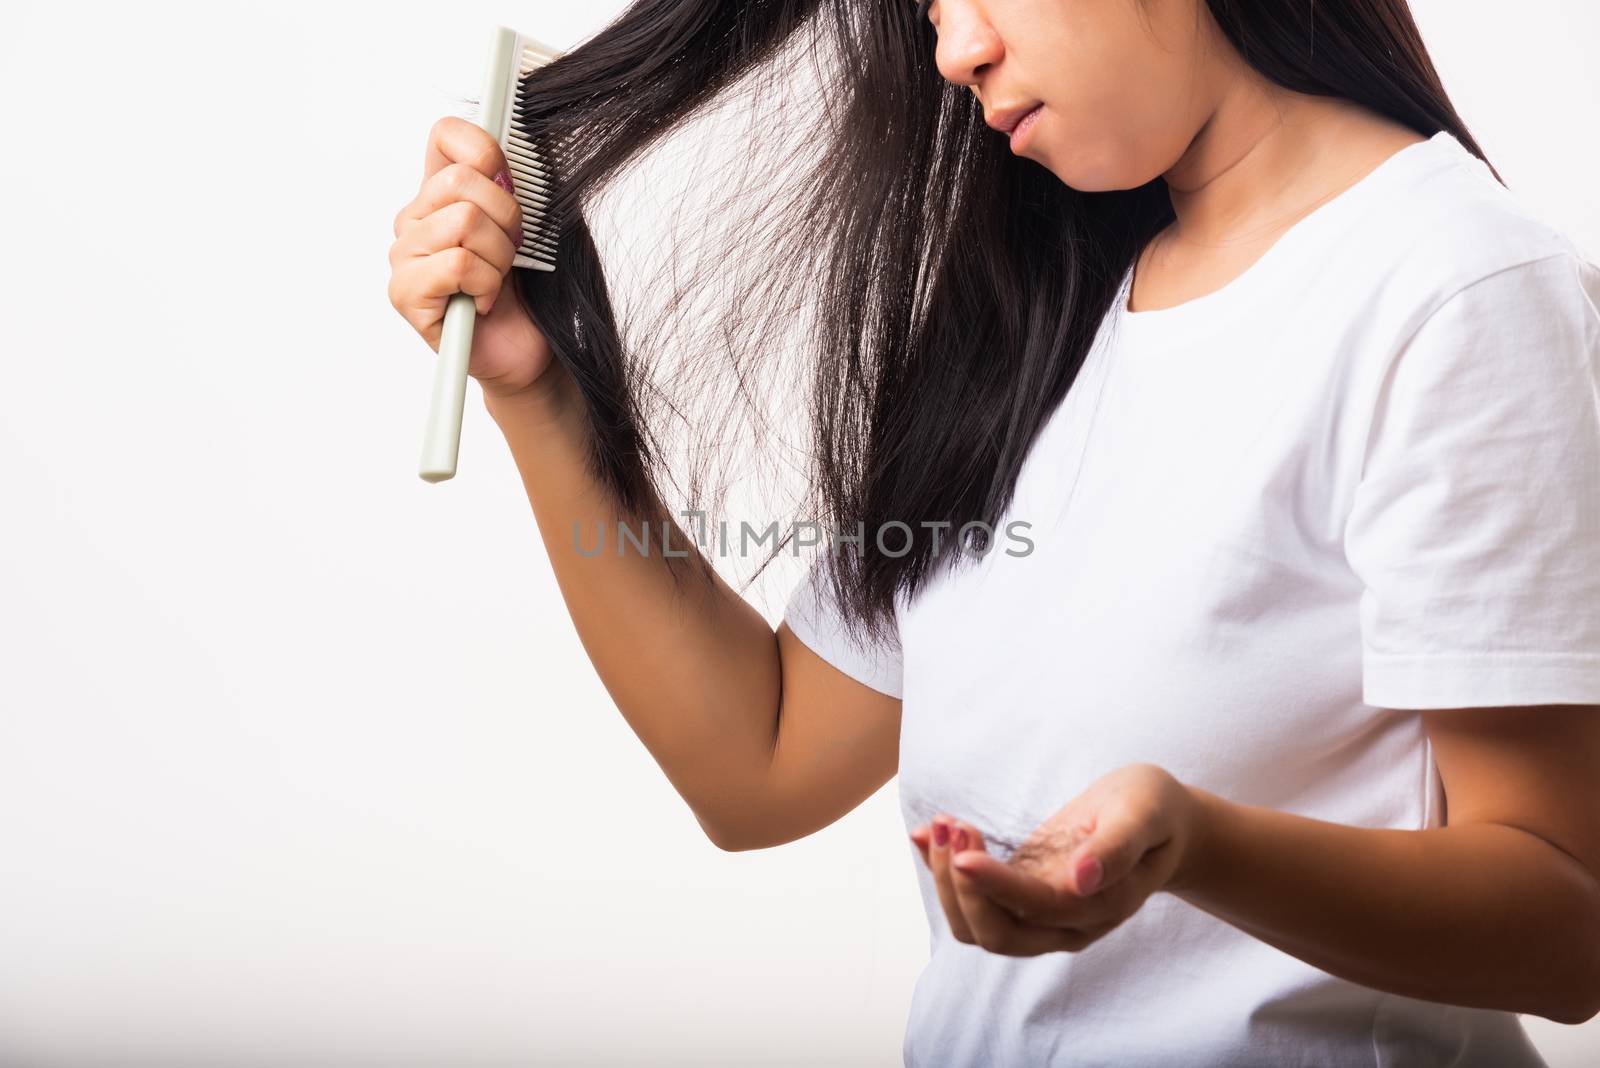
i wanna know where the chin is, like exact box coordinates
[1037,140,1147,193]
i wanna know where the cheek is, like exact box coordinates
[1030,79,1162,190]
[1010,0,1206,177]
[1026,46,1195,188]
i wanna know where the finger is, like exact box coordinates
[950,849,1062,924]
[948,819,988,866]
[959,849,1133,932]
[928,815,975,945]
[958,901,1091,956]
[423,115,511,186]
[389,246,506,319]
[1066,800,1168,898]
[909,824,932,867]
[395,161,523,248]
[392,199,517,278]
[947,820,1026,949]
[948,824,1091,956]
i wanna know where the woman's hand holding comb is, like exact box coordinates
[388,116,562,403]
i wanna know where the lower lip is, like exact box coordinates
[1009,106,1044,153]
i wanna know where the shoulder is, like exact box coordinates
[1364,136,1593,331]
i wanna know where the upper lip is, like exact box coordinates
[985,102,1042,135]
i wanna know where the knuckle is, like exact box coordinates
[441,162,474,199]
[444,246,475,279]
[430,114,462,144]
[1106,791,1138,817]
[470,140,505,177]
[444,200,481,245]
[387,272,417,319]
[1131,793,1162,821]
[1132,761,1169,782]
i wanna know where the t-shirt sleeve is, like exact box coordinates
[781,558,905,699]
[1343,251,1600,710]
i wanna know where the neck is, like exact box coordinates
[1159,84,1416,249]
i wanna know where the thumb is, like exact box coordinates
[1065,805,1157,897]
[481,273,514,317]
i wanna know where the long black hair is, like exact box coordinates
[503,0,1492,648]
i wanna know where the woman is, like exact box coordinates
[386,0,1600,1063]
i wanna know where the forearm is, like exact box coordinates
[1174,786,1600,1023]
[483,371,782,839]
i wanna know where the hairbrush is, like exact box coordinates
[419,25,564,483]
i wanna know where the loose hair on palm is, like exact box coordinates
[496,0,1492,653]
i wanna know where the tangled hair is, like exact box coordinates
[498,0,1491,650]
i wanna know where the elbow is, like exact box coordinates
[1539,947,1600,1026]
[701,822,763,853]
[707,832,767,853]
[1530,889,1600,1025]
[1545,1004,1600,1028]
[1537,985,1600,1027]
[693,809,790,853]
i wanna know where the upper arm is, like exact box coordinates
[1342,253,1600,711]
[1423,704,1600,878]
[723,622,901,850]
[701,559,908,850]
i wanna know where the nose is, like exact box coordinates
[930,0,1004,90]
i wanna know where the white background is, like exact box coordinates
[2,1,1597,1065]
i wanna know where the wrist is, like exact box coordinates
[482,364,582,431]
[1169,782,1227,897]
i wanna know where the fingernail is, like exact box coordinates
[490,169,525,247]
[1078,855,1103,895]
[952,829,968,851]
[933,822,949,847]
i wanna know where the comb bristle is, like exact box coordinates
[503,35,564,272]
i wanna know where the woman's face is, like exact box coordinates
[924,0,1222,189]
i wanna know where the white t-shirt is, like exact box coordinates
[783,130,1600,1067]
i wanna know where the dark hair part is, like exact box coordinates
[505,0,1492,648]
